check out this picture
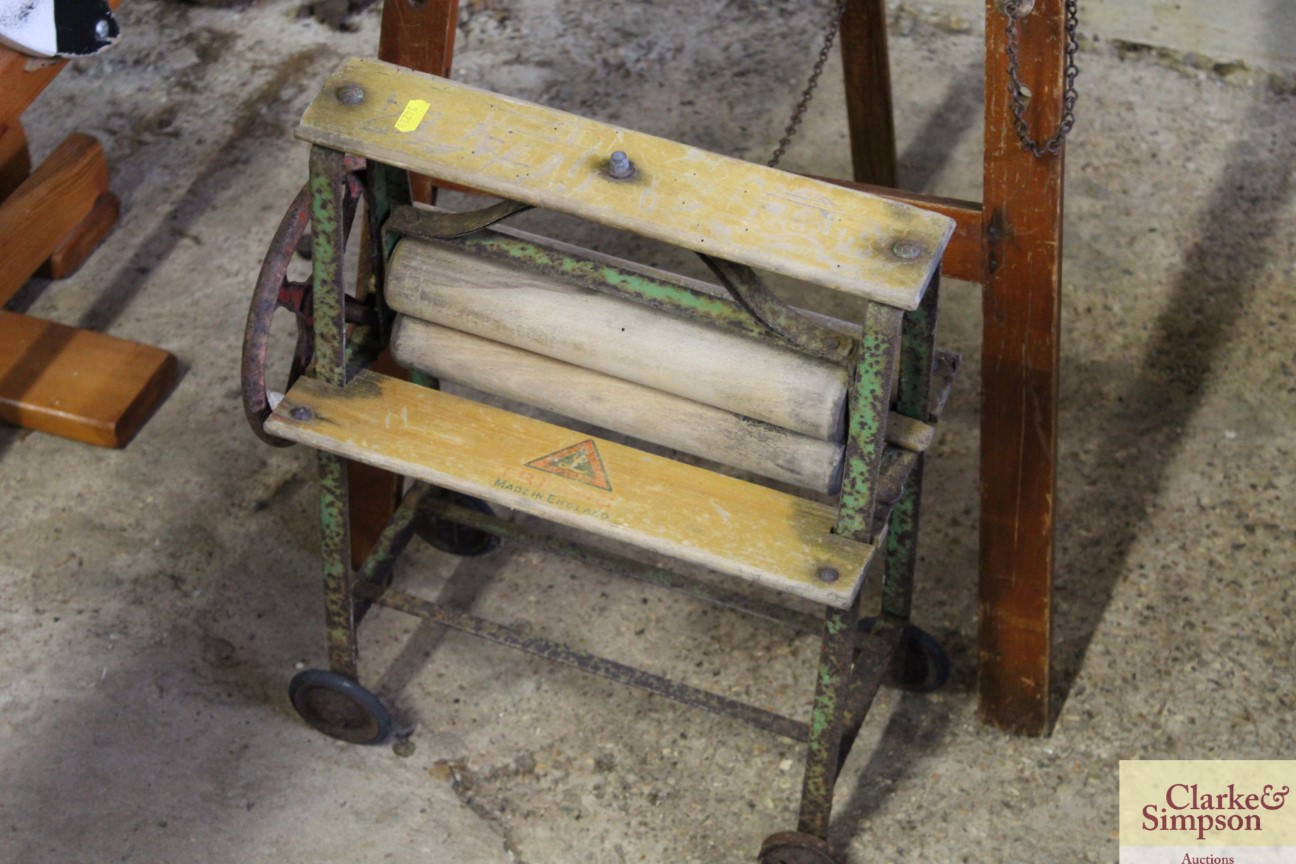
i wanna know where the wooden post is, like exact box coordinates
[378,0,459,204]
[840,0,897,187]
[978,0,1067,735]
[344,0,462,568]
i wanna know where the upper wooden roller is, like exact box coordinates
[297,57,954,311]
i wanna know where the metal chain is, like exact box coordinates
[1003,0,1081,157]
[768,0,849,168]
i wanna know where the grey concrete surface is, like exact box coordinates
[1,1,1292,862]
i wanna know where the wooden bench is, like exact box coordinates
[247,56,956,863]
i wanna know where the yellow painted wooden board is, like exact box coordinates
[266,370,875,608]
[296,57,954,311]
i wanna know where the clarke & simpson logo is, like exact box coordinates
[1141,782,1290,842]
[1121,762,1296,864]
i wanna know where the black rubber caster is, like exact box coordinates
[289,669,392,745]
[758,831,841,864]
[416,492,500,557]
[857,619,951,694]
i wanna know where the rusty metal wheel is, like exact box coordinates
[289,668,391,745]
[758,832,841,864]
[857,619,951,694]
[241,157,365,445]
[416,492,501,557]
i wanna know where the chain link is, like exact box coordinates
[769,0,1080,166]
[1003,0,1081,157]
[768,0,848,168]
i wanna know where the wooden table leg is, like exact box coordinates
[977,0,1067,736]
[345,0,462,568]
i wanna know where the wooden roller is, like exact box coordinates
[385,236,850,441]
[391,317,846,494]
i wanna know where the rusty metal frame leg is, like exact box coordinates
[978,0,1067,736]
[319,452,358,678]
[795,596,863,838]
[309,144,360,679]
[835,303,905,542]
[885,273,940,621]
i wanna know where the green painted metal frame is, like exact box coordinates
[297,143,948,851]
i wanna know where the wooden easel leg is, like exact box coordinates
[977,0,1066,736]
[841,0,897,187]
[345,0,462,569]
[379,0,459,205]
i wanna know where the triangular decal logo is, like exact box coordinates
[525,439,612,491]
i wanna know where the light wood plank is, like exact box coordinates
[297,56,953,310]
[0,312,176,448]
[266,370,876,609]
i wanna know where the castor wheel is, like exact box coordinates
[857,618,951,694]
[289,669,392,745]
[758,831,841,864]
[416,492,500,557]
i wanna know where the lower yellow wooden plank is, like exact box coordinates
[266,370,874,609]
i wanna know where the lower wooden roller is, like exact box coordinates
[391,316,846,494]
[385,235,850,441]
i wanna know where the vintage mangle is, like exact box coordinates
[242,56,959,862]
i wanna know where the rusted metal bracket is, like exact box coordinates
[385,199,532,242]
[700,254,854,364]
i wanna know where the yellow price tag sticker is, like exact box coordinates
[395,99,430,133]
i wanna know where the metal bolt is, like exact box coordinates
[606,150,636,180]
[335,84,365,105]
[94,19,111,40]
[289,406,315,422]
[891,240,924,261]
[998,0,1036,19]
[816,566,840,583]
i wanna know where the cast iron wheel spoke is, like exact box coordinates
[241,165,365,446]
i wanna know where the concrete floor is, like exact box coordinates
[2,1,1293,862]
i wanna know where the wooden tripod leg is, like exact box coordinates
[841,0,897,187]
[345,0,461,569]
[977,0,1067,736]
